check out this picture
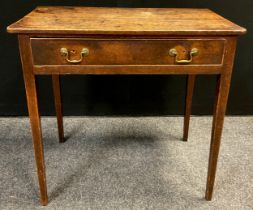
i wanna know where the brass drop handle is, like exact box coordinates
[60,48,89,64]
[169,48,198,64]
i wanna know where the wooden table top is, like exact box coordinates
[7,6,246,35]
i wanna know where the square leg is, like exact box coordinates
[183,75,196,141]
[52,75,64,143]
[19,35,48,205]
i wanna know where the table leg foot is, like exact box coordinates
[40,197,49,206]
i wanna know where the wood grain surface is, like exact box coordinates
[7,7,246,35]
[31,38,225,65]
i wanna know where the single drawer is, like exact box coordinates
[31,38,225,66]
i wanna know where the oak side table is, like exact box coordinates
[7,7,246,205]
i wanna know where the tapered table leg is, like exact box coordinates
[52,75,64,143]
[183,75,196,141]
[205,37,237,200]
[205,74,230,200]
[19,35,48,205]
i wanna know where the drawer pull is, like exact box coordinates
[60,48,89,64]
[169,48,198,64]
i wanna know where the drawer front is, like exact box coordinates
[31,38,225,66]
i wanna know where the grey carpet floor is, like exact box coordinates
[0,117,252,210]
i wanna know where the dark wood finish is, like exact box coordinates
[18,35,48,206]
[183,75,196,141]
[33,64,222,75]
[52,75,64,143]
[205,37,237,200]
[7,7,246,35]
[7,7,246,205]
[31,38,225,65]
